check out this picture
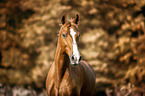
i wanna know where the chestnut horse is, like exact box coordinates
[46,14,96,96]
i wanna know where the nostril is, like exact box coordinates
[72,55,74,60]
[79,56,81,61]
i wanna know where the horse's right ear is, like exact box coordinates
[61,13,66,25]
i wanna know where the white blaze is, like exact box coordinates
[70,28,80,64]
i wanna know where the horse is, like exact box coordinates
[46,14,96,96]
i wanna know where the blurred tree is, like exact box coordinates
[0,0,145,95]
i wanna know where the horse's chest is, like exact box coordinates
[47,67,81,95]
[58,78,79,95]
[49,77,79,96]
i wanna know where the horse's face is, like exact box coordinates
[60,14,81,66]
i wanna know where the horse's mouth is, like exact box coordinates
[71,62,78,66]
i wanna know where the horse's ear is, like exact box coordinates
[73,14,79,25]
[61,13,67,25]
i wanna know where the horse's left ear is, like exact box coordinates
[73,14,79,25]
[61,13,67,25]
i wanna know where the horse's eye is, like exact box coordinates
[79,34,80,37]
[62,34,66,38]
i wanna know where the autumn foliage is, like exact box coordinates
[0,0,145,95]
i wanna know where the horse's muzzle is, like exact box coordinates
[70,55,81,66]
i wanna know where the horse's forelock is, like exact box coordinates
[59,20,78,35]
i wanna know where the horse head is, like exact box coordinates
[59,14,81,66]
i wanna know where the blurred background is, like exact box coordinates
[0,0,145,96]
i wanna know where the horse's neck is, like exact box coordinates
[54,40,70,86]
